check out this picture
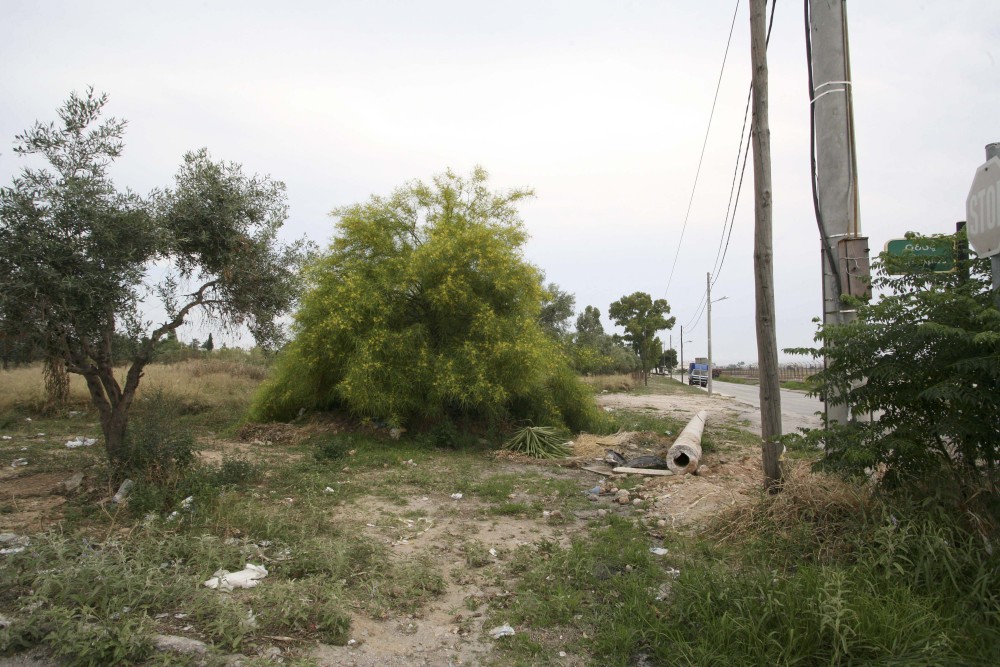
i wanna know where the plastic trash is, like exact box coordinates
[0,534,29,556]
[112,479,134,504]
[1,436,11,440]
[489,548,498,557]
[203,563,268,591]
[604,449,627,466]
[65,436,97,449]
[323,486,336,493]
[450,493,463,500]
[10,458,28,468]
[649,547,669,556]
[489,623,516,639]
[585,486,602,495]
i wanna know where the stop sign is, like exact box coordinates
[966,156,1000,257]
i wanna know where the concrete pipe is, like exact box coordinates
[667,410,708,475]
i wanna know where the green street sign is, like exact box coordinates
[883,238,954,274]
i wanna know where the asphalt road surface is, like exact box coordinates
[672,374,824,434]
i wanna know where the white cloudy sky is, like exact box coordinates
[2,0,998,363]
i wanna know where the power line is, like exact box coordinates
[710,0,778,289]
[686,0,778,332]
[663,0,742,298]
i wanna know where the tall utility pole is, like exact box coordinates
[707,273,713,396]
[806,0,869,425]
[679,325,686,382]
[750,0,783,489]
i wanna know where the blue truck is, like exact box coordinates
[688,362,709,387]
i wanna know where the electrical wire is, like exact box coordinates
[663,0,742,298]
[710,0,778,289]
[805,0,844,300]
[686,0,779,334]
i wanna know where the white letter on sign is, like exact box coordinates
[987,184,997,231]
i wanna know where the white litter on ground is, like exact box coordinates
[65,436,97,448]
[450,493,463,500]
[203,563,268,591]
[649,547,669,556]
[489,623,516,639]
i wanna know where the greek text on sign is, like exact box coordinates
[966,156,1000,258]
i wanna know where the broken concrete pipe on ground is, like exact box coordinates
[667,410,708,475]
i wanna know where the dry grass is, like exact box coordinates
[580,373,637,393]
[708,462,871,559]
[0,359,267,414]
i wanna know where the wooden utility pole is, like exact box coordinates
[750,0,783,489]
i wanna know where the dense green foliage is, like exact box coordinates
[790,232,999,507]
[0,90,304,465]
[537,282,576,339]
[608,292,674,383]
[569,305,639,374]
[251,168,604,432]
[660,347,678,372]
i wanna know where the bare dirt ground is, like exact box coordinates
[0,389,772,666]
[307,390,776,666]
[313,494,578,667]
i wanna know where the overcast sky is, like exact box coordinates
[2,0,998,363]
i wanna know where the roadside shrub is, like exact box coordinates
[248,169,597,434]
[790,232,999,506]
[116,389,195,483]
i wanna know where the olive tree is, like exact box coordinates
[0,89,304,464]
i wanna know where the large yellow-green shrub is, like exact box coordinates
[250,168,602,432]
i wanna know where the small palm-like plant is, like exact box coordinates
[503,426,572,459]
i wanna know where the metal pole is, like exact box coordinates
[988,143,1000,302]
[707,272,713,396]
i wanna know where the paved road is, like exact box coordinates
[671,374,824,434]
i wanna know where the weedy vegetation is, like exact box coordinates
[3,282,999,666]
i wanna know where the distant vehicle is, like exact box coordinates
[688,362,709,387]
